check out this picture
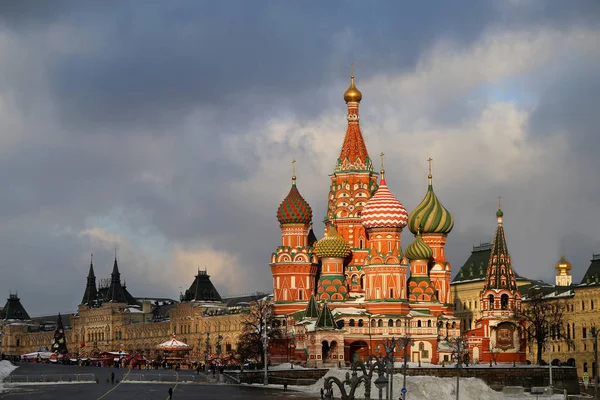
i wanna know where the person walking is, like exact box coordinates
[110,371,115,384]
[320,387,324,399]
[168,387,173,399]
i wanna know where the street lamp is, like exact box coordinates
[545,339,553,387]
[263,303,272,386]
[399,335,414,400]
[454,337,464,400]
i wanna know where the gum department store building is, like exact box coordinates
[1,75,599,379]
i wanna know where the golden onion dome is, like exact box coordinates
[314,225,351,259]
[554,255,572,276]
[343,75,362,103]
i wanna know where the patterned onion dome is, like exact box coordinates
[314,225,351,259]
[408,174,454,235]
[404,234,433,261]
[361,177,408,229]
[276,178,313,225]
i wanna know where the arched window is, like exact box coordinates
[396,319,401,327]
[298,290,303,300]
[417,320,422,328]
[452,321,456,329]
[378,319,383,328]
[360,276,365,290]
[501,294,509,310]
[488,294,495,310]
[358,319,364,327]
[336,320,344,329]
[371,319,376,328]
[427,320,432,327]
[349,319,355,327]
[388,319,393,327]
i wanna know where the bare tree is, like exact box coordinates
[236,295,281,366]
[519,288,571,365]
[488,339,505,366]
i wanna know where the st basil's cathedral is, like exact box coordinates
[269,74,526,366]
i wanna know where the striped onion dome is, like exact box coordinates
[276,178,313,225]
[314,225,351,259]
[408,174,454,235]
[361,176,408,229]
[404,234,433,261]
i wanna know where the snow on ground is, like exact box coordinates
[290,368,568,400]
[0,360,18,393]
[269,363,307,371]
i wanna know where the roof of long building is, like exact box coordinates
[580,254,600,286]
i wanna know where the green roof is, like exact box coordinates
[580,254,600,286]
[304,294,320,319]
[452,243,491,283]
[1,294,30,320]
[316,302,337,329]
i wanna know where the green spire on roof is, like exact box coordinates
[316,302,337,329]
[304,293,320,319]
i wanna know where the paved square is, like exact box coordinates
[2,363,317,400]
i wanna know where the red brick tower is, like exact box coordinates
[271,172,319,315]
[360,163,409,312]
[326,72,379,295]
[314,225,351,301]
[465,203,526,364]
[407,159,454,307]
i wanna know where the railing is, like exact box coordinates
[123,374,199,383]
[343,327,441,335]
[9,374,96,383]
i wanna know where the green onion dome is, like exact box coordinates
[407,174,454,235]
[277,177,313,225]
[404,234,433,261]
[314,225,351,259]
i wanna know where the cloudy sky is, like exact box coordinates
[1,1,599,316]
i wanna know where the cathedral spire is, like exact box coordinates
[336,69,373,173]
[81,254,98,305]
[484,203,517,292]
[316,302,337,329]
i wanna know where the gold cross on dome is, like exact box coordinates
[351,62,355,77]
[380,152,385,170]
[498,196,502,209]
[292,159,296,176]
[427,157,433,175]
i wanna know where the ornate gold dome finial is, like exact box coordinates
[380,152,385,180]
[344,62,362,103]
[292,159,297,185]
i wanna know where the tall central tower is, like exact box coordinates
[325,73,379,293]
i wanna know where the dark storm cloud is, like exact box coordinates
[1,1,599,314]
[41,1,504,132]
